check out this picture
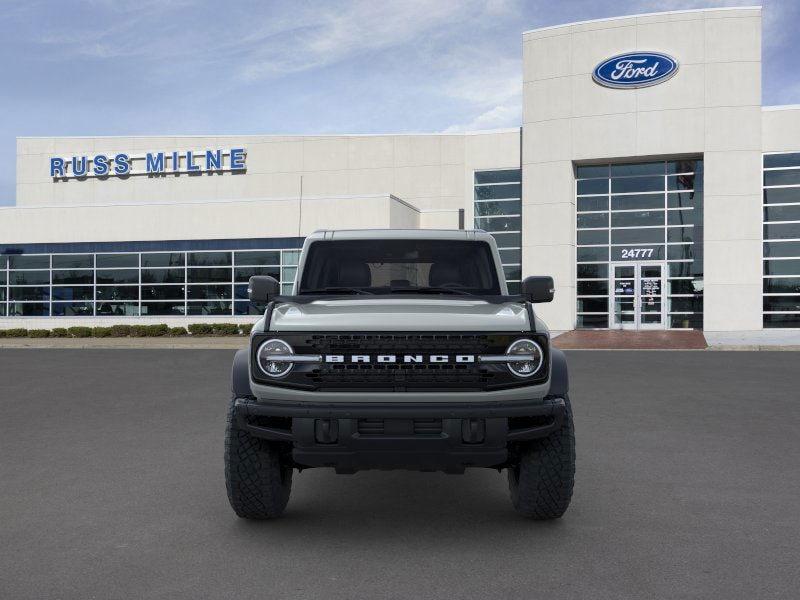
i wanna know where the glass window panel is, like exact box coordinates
[498,248,521,264]
[489,232,521,248]
[763,278,800,294]
[187,284,232,300]
[577,264,608,278]
[610,162,664,177]
[8,302,49,316]
[611,210,664,228]
[764,241,800,258]
[577,196,608,212]
[0,304,5,316]
[577,179,608,195]
[764,153,800,168]
[187,251,232,266]
[474,184,521,200]
[96,286,139,301]
[577,281,608,295]
[474,200,521,217]
[0,288,5,302]
[96,254,138,268]
[9,255,49,269]
[234,250,280,266]
[670,314,703,329]
[0,272,5,286]
[53,286,94,301]
[141,285,185,300]
[281,283,294,295]
[667,191,702,209]
[611,194,663,210]
[577,298,608,312]
[52,270,93,285]
[763,188,800,205]
[611,228,664,244]
[187,267,231,283]
[764,223,800,240]
[577,213,608,228]
[764,170,800,187]
[667,209,699,226]
[764,314,800,327]
[764,205,800,222]
[234,266,280,283]
[141,253,185,268]
[52,254,93,269]
[281,267,297,282]
[763,296,800,312]
[667,174,697,191]
[186,301,233,315]
[668,279,703,295]
[611,176,663,194]
[669,297,703,312]
[141,268,185,284]
[474,216,521,232]
[282,250,301,266]
[577,314,608,328]
[141,302,185,316]
[474,170,520,184]
[9,270,50,285]
[576,165,608,178]
[669,262,696,277]
[667,160,701,174]
[10,286,50,301]
[51,302,93,317]
[0,255,6,269]
[577,246,609,262]
[96,269,138,284]
[503,266,521,281]
[234,284,249,300]
[577,230,608,245]
[668,227,694,243]
[667,244,694,261]
[764,259,800,276]
[235,301,266,316]
[96,302,139,316]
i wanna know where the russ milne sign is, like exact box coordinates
[592,52,678,89]
[50,148,246,179]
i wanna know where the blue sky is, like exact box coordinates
[1,0,798,206]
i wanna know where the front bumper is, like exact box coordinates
[233,396,566,473]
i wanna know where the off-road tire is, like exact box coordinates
[225,396,293,519]
[508,395,575,519]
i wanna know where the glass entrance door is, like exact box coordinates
[610,262,666,330]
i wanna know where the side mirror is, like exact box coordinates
[520,276,554,303]
[248,275,281,302]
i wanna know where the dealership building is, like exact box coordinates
[2,6,799,334]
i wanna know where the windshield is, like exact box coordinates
[298,239,501,296]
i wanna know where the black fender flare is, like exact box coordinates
[231,348,253,398]
[549,347,569,397]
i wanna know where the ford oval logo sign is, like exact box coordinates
[592,52,678,89]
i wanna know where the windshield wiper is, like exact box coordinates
[391,286,475,297]
[300,287,374,295]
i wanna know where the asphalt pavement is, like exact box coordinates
[1,349,798,599]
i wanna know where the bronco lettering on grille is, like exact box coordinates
[324,354,476,364]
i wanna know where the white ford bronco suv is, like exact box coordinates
[226,229,574,519]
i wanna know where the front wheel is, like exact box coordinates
[508,395,576,519]
[224,396,293,519]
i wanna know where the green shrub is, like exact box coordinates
[27,329,51,338]
[129,325,148,337]
[147,324,169,337]
[51,328,70,338]
[168,326,188,336]
[109,324,132,337]
[239,323,253,335]
[4,328,29,338]
[68,326,92,338]
[91,327,113,338]
[188,323,214,336]
[211,323,239,336]
[0,329,5,338]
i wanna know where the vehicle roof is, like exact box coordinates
[305,229,495,242]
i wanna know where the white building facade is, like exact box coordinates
[3,6,799,333]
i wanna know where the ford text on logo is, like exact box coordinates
[50,148,246,180]
[592,52,678,89]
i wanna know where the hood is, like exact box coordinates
[269,298,531,332]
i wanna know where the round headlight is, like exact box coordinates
[506,338,544,378]
[256,339,294,378]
